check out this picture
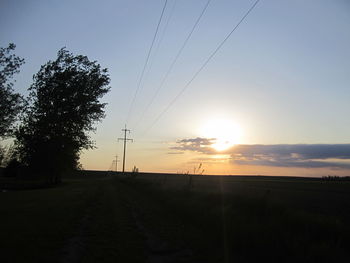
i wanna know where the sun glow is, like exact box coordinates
[200,119,243,152]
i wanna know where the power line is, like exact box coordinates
[147,0,178,71]
[130,0,177,121]
[141,0,261,136]
[133,0,212,130]
[126,0,168,125]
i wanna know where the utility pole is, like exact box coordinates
[114,155,120,172]
[109,160,115,172]
[118,125,133,173]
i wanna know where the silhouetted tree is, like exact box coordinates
[0,43,25,138]
[15,48,110,183]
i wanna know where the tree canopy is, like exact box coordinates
[0,43,25,138]
[15,48,110,183]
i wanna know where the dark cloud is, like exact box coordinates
[230,144,350,160]
[171,137,350,169]
[230,144,350,169]
[231,156,350,169]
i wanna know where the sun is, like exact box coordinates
[200,119,243,152]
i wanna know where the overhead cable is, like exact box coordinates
[133,0,212,130]
[141,0,261,136]
[126,0,169,125]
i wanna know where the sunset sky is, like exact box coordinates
[1,0,350,176]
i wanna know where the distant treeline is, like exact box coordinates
[322,175,350,181]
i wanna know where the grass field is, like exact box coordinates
[1,173,349,263]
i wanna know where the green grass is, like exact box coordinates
[1,173,349,263]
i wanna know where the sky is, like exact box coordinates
[1,0,350,177]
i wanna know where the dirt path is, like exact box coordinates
[61,199,95,263]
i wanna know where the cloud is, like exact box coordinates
[230,144,350,160]
[170,137,216,154]
[167,151,185,155]
[229,144,350,169]
[171,137,350,169]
